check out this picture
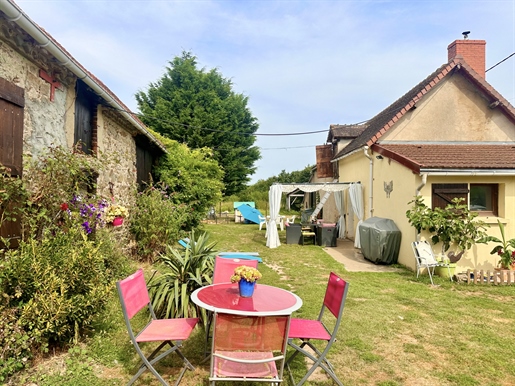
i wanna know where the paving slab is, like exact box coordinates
[322,238,402,273]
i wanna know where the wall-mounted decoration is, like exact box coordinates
[384,181,393,198]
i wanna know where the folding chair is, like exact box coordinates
[210,311,290,385]
[203,257,261,358]
[212,256,259,284]
[411,241,453,285]
[116,269,198,386]
[286,272,349,386]
[301,229,316,245]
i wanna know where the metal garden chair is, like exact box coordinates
[411,240,453,285]
[210,311,290,385]
[286,272,349,386]
[116,269,198,386]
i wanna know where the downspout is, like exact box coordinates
[0,0,165,152]
[414,173,427,241]
[363,146,373,218]
[415,173,427,196]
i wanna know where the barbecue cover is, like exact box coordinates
[358,217,401,264]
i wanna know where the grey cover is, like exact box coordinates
[358,217,401,264]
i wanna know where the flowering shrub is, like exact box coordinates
[104,203,129,223]
[59,195,108,234]
[231,266,262,283]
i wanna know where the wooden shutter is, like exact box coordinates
[316,145,333,178]
[0,76,24,248]
[432,183,468,209]
[0,77,24,176]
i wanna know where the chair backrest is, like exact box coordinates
[117,268,151,320]
[211,312,290,380]
[213,256,259,284]
[213,313,289,352]
[412,241,438,265]
[321,272,349,322]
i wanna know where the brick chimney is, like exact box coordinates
[448,39,486,78]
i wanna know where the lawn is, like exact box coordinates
[9,222,515,386]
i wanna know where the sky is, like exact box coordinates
[13,0,515,183]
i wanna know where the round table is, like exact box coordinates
[191,283,302,316]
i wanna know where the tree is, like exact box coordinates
[152,133,224,227]
[136,51,260,196]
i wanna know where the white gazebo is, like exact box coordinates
[266,182,363,249]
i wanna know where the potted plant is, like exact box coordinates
[231,265,262,297]
[406,196,489,266]
[104,203,129,226]
[477,220,515,270]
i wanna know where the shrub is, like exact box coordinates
[147,230,217,325]
[0,227,119,344]
[130,182,191,261]
[0,307,36,382]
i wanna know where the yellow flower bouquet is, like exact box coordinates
[230,265,262,283]
[104,204,129,223]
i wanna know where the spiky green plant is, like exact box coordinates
[147,230,217,325]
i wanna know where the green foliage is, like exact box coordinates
[130,181,192,261]
[406,196,489,254]
[152,135,224,226]
[477,220,515,269]
[136,51,260,195]
[0,308,36,381]
[147,230,217,326]
[0,227,122,345]
[0,146,130,381]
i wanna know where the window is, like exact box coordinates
[470,184,498,216]
[432,183,498,216]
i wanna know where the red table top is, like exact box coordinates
[191,283,302,316]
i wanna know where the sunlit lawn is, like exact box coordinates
[10,222,515,386]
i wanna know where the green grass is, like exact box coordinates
[8,222,515,386]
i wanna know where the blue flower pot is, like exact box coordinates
[238,279,256,297]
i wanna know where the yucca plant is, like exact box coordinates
[147,230,217,325]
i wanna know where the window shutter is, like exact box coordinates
[432,183,468,209]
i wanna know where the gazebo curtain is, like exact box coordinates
[334,190,345,239]
[266,182,361,249]
[266,184,282,248]
[349,183,364,248]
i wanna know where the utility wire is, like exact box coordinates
[486,52,515,72]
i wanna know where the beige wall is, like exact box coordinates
[381,74,515,143]
[336,72,515,272]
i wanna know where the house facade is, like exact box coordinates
[0,1,164,240]
[330,38,515,272]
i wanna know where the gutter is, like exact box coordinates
[0,0,166,152]
[363,146,374,218]
[420,169,515,176]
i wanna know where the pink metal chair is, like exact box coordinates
[212,256,258,284]
[210,312,290,385]
[203,257,261,358]
[286,272,349,386]
[116,269,198,386]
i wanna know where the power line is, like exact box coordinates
[486,52,515,72]
[107,106,328,136]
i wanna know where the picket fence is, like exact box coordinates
[466,269,515,285]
